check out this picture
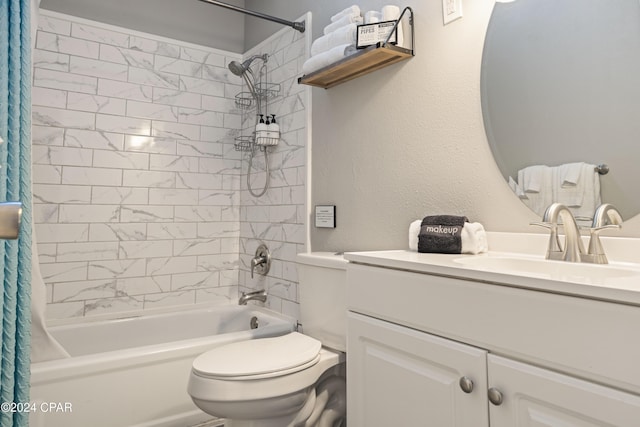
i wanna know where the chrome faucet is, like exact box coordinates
[584,203,622,264]
[534,203,586,262]
[238,289,267,305]
[250,244,271,279]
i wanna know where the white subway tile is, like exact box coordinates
[153,88,201,109]
[35,223,89,243]
[197,222,240,239]
[124,136,176,154]
[98,79,153,102]
[171,271,219,290]
[119,240,173,259]
[202,65,234,83]
[178,107,224,127]
[181,47,225,67]
[148,188,199,205]
[151,120,200,140]
[37,243,58,263]
[32,145,93,167]
[178,137,225,159]
[34,204,59,225]
[93,150,149,170]
[83,295,143,317]
[144,290,195,308]
[32,125,64,146]
[195,286,237,304]
[88,259,147,279]
[38,16,71,35]
[174,206,221,222]
[224,113,241,129]
[176,172,223,190]
[173,239,221,256]
[201,95,235,113]
[59,204,120,223]
[35,68,97,94]
[62,166,122,186]
[199,157,240,174]
[200,125,232,143]
[146,256,197,276]
[33,49,70,72]
[33,86,67,108]
[33,106,95,130]
[33,165,62,185]
[36,32,100,59]
[57,242,118,262]
[122,170,174,188]
[46,301,85,320]
[71,23,130,48]
[96,114,151,135]
[179,75,224,97]
[117,276,171,295]
[129,36,180,58]
[128,67,180,89]
[127,100,178,122]
[53,279,117,302]
[65,129,124,150]
[91,186,148,204]
[89,223,147,241]
[198,190,238,206]
[40,262,88,283]
[149,154,199,172]
[67,92,126,115]
[197,253,239,272]
[155,55,202,78]
[70,56,129,81]
[33,183,91,204]
[120,205,174,222]
[99,44,154,68]
[147,223,197,240]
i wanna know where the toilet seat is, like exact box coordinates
[192,332,322,380]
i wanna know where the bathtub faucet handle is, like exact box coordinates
[250,244,271,279]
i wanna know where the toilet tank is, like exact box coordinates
[296,252,348,352]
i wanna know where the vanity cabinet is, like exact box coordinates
[345,259,640,427]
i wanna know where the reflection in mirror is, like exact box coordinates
[481,0,640,220]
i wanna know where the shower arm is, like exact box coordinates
[197,0,305,33]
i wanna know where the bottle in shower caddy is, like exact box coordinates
[256,114,268,141]
[266,114,280,143]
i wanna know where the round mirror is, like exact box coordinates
[481,0,640,220]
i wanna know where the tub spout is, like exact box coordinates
[238,289,267,305]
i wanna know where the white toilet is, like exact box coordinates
[188,252,348,427]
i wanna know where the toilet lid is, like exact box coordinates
[192,332,322,379]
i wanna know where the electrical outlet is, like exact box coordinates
[443,0,463,25]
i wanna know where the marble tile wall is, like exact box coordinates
[33,12,245,320]
[238,21,310,321]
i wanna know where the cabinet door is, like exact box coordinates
[488,354,640,427]
[347,312,489,427]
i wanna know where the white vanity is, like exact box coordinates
[344,232,640,426]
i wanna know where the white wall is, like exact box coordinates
[244,0,640,253]
[33,12,244,320]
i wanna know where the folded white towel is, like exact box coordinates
[517,164,550,193]
[409,220,488,255]
[559,162,583,187]
[302,44,357,75]
[508,176,527,199]
[554,163,601,219]
[311,24,358,57]
[324,14,363,35]
[331,5,361,22]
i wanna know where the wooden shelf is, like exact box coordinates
[298,43,414,89]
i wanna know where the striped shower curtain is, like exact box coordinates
[0,0,33,426]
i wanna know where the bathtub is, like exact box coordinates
[30,304,296,427]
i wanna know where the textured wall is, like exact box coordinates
[33,12,244,320]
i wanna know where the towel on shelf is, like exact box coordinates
[517,165,554,217]
[311,23,358,57]
[302,44,357,75]
[559,162,583,187]
[331,5,361,22]
[508,176,527,199]
[554,162,601,219]
[324,13,363,35]
[409,218,488,255]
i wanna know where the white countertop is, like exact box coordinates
[344,233,640,306]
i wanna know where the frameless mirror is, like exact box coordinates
[481,0,640,220]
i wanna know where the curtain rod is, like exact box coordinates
[197,0,305,33]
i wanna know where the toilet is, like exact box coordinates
[188,252,348,427]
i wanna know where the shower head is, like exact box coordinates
[228,54,268,77]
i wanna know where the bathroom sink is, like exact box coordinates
[453,254,640,285]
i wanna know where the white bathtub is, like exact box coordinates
[30,305,296,427]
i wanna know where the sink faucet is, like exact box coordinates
[535,203,586,262]
[584,203,623,264]
[238,289,267,305]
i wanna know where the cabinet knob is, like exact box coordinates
[488,388,504,406]
[459,376,474,393]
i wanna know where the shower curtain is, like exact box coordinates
[0,0,33,425]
